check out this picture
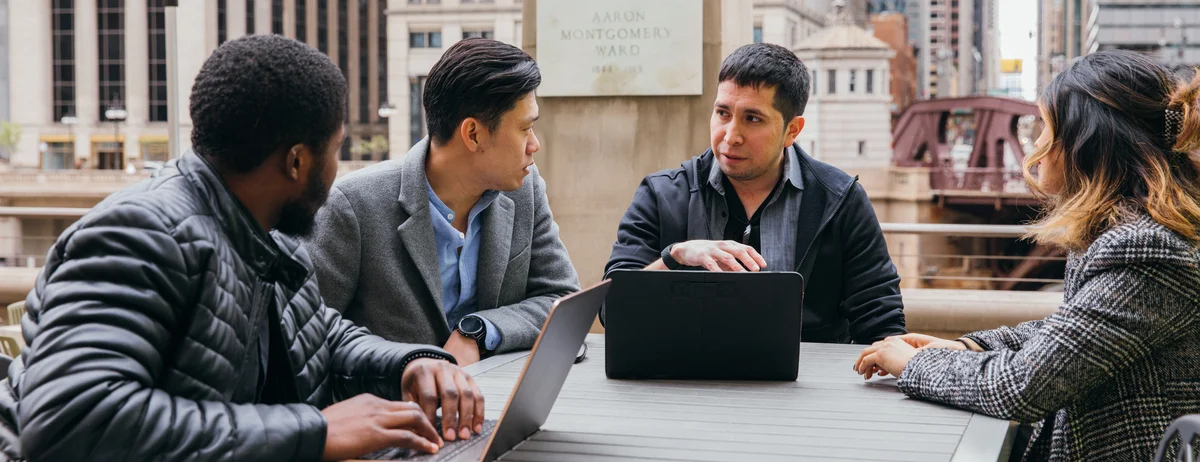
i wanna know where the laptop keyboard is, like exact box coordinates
[360,419,498,461]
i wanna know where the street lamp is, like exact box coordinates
[377,102,396,160]
[105,106,127,171]
[377,102,397,119]
[60,116,78,170]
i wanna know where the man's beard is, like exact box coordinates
[276,163,329,237]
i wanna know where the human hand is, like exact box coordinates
[854,336,920,380]
[670,240,767,272]
[321,394,442,461]
[401,358,485,443]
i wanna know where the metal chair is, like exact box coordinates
[1156,414,1200,462]
[5,302,23,326]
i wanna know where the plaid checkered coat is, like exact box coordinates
[899,214,1200,461]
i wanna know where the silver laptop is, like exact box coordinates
[363,279,611,462]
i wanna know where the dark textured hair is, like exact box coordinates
[1024,49,1200,249]
[190,35,347,173]
[718,43,811,121]
[423,38,540,144]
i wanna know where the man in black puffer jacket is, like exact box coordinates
[0,35,485,461]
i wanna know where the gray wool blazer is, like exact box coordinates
[303,139,581,353]
[899,214,1200,461]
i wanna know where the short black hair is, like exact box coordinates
[190,35,347,172]
[718,43,811,121]
[423,38,540,144]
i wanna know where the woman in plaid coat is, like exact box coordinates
[854,50,1200,461]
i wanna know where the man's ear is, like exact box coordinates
[282,143,307,182]
[459,118,483,152]
[784,116,805,145]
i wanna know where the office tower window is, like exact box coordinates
[359,0,369,123]
[866,69,875,94]
[828,69,837,94]
[246,0,255,34]
[52,0,76,123]
[272,0,283,34]
[410,77,426,144]
[753,25,762,43]
[317,0,328,52]
[295,0,307,42]
[849,70,857,93]
[148,0,168,122]
[378,1,388,136]
[98,0,125,121]
[218,0,227,43]
[409,31,442,48]
[462,29,494,39]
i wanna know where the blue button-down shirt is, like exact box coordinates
[427,181,502,351]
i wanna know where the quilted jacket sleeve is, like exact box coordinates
[322,306,456,402]
[17,205,327,462]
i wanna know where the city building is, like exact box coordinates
[752,0,825,48]
[794,4,895,169]
[997,59,1024,99]
[5,0,394,175]
[919,0,999,99]
[870,11,919,119]
[1083,0,1200,74]
[1036,0,1067,93]
[388,0,523,153]
[867,0,928,98]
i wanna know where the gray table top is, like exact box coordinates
[462,334,1016,462]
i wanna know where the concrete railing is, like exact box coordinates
[0,207,1063,336]
[880,222,1028,238]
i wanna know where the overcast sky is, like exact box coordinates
[998,0,1039,100]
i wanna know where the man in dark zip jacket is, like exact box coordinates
[604,43,905,344]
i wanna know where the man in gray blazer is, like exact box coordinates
[304,39,579,372]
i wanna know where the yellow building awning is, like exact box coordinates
[38,134,74,143]
[90,134,126,143]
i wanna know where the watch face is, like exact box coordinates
[459,316,484,335]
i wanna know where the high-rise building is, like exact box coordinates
[1036,0,1066,93]
[920,0,998,99]
[5,0,396,172]
[1084,0,1200,74]
[871,12,919,116]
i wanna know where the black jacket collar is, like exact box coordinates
[176,152,309,290]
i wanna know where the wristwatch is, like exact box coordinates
[660,243,684,270]
[455,315,492,357]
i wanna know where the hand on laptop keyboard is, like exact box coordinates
[361,419,500,461]
[320,394,444,461]
[401,358,487,442]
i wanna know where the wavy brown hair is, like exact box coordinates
[1024,50,1200,250]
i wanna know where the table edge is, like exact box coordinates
[952,413,1017,462]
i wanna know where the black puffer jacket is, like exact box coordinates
[0,153,453,461]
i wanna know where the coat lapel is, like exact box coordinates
[476,195,514,311]
[396,139,445,311]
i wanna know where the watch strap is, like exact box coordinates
[661,243,683,270]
